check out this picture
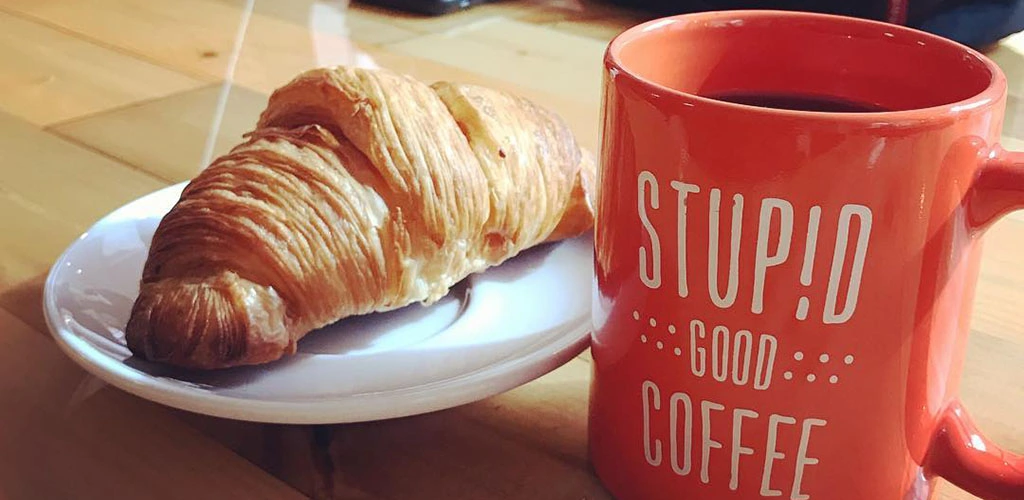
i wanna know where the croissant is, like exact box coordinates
[124,66,596,370]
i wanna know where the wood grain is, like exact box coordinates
[0,0,240,81]
[51,84,269,183]
[0,10,201,125]
[0,0,366,92]
[0,110,166,291]
[382,18,605,106]
[176,358,610,499]
[0,308,305,500]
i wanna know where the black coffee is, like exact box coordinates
[707,91,889,113]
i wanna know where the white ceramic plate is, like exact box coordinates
[43,182,593,424]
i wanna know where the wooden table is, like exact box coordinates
[0,1,1021,499]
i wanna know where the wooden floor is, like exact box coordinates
[0,0,1021,499]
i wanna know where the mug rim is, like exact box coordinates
[605,9,1008,123]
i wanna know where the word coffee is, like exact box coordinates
[642,380,827,500]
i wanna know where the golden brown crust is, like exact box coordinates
[124,66,596,370]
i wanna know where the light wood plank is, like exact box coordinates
[935,324,1024,499]
[516,0,650,41]
[1003,94,1022,143]
[544,16,638,41]
[347,0,643,38]
[1003,136,1024,150]
[988,31,1024,98]
[348,1,551,35]
[971,217,1024,339]
[172,358,604,499]
[0,111,167,333]
[0,308,306,500]
[0,111,166,288]
[382,18,605,106]
[208,0,421,45]
[0,0,244,81]
[960,331,1024,453]
[952,219,1024,496]
[2,0,603,142]
[0,10,202,125]
[173,416,381,499]
[229,0,386,92]
[450,356,594,469]
[320,358,610,500]
[1,0,398,94]
[52,52,600,185]
[52,84,268,183]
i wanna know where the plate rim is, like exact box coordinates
[42,183,593,425]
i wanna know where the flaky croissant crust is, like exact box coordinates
[125,66,595,369]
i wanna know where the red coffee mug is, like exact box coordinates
[589,10,1024,500]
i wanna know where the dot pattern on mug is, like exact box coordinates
[783,349,856,385]
[633,311,685,359]
[634,311,658,348]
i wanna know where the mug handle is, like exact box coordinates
[926,145,1024,500]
